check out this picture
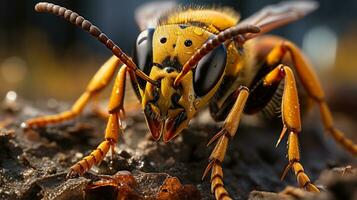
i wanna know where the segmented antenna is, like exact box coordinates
[35,2,157,86]
[174,24,260,87]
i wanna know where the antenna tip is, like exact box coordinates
[35,2,49,12]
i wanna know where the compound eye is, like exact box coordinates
[133,28,155,89]
[193,44,227,97]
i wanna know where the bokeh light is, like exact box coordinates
[302,26,338,70]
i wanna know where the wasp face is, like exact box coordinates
[141,66,191,142]
[133,25,227,142]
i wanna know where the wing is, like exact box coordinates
[135,1,178,31]
[239,1,319,40]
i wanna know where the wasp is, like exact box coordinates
[24,1,357,199]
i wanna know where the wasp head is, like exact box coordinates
[134,24,227,142]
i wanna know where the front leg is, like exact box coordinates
[203,86,249,200]
[67,65,128,178]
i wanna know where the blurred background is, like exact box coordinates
[1,0,357,102]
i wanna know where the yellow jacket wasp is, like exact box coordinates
[24,1,356,199]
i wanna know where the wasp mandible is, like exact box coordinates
[24,1,356,199]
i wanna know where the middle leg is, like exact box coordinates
[67,65,128,178]
[263,64,319,192]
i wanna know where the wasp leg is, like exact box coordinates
[267,41,357,155]
[203,86,249,200]
[67,65,127,178]
[91,94,110,120]
[92,96,141,121]
[24,56,121,129]
[264,65,319,192]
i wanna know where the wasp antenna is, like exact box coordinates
[35,2,157,86]
[174,24,260,87]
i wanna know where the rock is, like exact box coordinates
[84,171,140,200]
[249,166,357,200]
[156,176,201,200]
[84,171,201,200]
[27,175,90,200]
[249,190,292,200]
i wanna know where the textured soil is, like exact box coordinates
[0,95,356,200]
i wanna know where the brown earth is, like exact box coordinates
[0,94,356,200]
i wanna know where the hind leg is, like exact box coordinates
[266,39,357,155]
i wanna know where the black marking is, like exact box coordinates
[77,163,84,171]
[160,37,167,44]
[209,76,236,121]
[245,79,281,114]
[84,158,90,168]
[153,88,160,103]
[184,39,193,47]
[171,93,182,109]
[153,63,163,68]
[260,82,283,119]
[249,60,281,89]
[244,61,282,115]
[210,89,238,122]
[161,56,183,71]
[137,36,147,45]
[90,154,97,163]
[183,21,207,29]
[179,24,189,29]
[97,148,104,156]
[164,67,175,73]
[174,112,187,128]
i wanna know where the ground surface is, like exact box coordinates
[0,96,356,200]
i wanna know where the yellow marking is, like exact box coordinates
[162,9,240,33]
[193,27,204,36]
[224,87,249,136]
[263,66,283,86]
[153,25,211,65]
[281,66,301,132]
[224,43,243,77]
